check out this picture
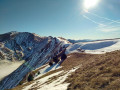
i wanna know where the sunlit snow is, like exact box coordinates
[66,39,120,54]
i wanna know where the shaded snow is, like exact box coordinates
[34,63,62,80]
[66,39,120,54]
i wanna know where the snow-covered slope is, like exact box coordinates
[66,39,120,54]
[0,31,120,90]
[0,32,70,90]
[22,67,79,90]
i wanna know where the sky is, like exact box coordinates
[0,0,120,40]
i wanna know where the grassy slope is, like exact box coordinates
[65,50,120,90]
[11,50,120,90]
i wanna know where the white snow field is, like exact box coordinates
[0,60,24,81]
[66,39,120,54]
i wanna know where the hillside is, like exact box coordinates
[11,50,120,90]
[66,50,120,90]
[0,32,120,90]
[0,32,69,89]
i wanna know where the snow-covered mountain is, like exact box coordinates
[0,32,69,89]
[0,31,120,90]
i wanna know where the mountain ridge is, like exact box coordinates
[0,31,120,90]
[0,32,69,89]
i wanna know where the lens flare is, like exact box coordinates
[84,0,100,9]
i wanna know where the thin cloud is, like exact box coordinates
[83,15,103,25]
[99,26,120,32]
[85,10,120,24]
[83,10,120,33]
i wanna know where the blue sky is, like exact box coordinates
[0,0,120,39]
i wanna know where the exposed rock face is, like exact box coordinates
[0,32,68,89]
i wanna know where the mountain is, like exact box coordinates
[12,50,120,90]
[0,32,69,89]
[0,32,120,90]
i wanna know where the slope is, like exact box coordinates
[0,32,70,90]
[10,50,120,90]
[66,50,120,90]
[66,38,120,54]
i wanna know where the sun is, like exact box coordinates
[84,0,100,9]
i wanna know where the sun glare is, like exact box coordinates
[84,0,100,9]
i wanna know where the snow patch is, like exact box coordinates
[35,63,62,80]
[23,66,80,90]
[66,39,120,54]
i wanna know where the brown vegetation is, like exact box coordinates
[65,50,120,90]
[10,50,120,90]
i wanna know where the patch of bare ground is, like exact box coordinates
[65,50,120,90]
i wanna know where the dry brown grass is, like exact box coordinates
[65,50,120,90]
[10,50,120,90]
